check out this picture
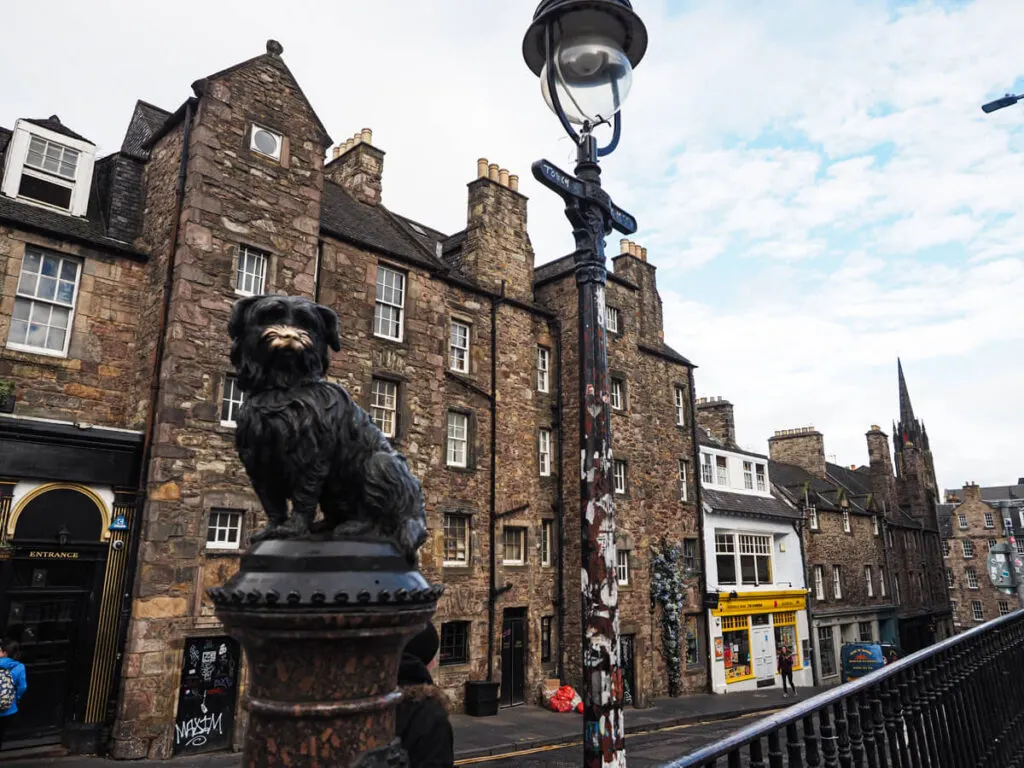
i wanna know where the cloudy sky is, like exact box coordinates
[3,0,1022,489]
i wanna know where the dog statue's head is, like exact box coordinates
[228,295,341,392]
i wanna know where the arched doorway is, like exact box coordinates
[1,485,109,749]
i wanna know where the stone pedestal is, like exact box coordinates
[210,537,441,767]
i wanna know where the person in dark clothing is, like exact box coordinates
[396,623,454,767]
[778,644,796,698]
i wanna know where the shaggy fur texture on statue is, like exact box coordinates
[228,294,428,562]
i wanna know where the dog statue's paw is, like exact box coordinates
[251,524,280,543]
[275,517,312,539]
[332,520,374,539]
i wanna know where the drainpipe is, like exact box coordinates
[313,240,323,303]
[880,502,896,645]
[552,317,566,682]
[486,282,505,682]
[793,515,818,686]
[110,98,196,730]
[687,367,712,694]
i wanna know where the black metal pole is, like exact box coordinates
[569,132,625,767]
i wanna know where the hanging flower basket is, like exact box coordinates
[0,379,14,414]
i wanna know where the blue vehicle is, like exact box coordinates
[840,642,899,683]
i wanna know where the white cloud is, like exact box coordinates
[1,0,1021,486]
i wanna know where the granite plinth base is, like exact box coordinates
[211,537,442,768]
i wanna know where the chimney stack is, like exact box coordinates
[768,427,827,479]
[695,396,736,447]
[962,482,982,503]
[325,127,384,206]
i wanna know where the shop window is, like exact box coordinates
[818,626,837,677]
[440,621,469,665]
[722,615,752,682]
[684,615,701,667]
[773,612,799,668]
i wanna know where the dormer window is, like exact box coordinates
[1,119,95,216]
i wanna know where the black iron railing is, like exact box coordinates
[666,610,1024,768]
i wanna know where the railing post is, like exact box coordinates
[748,736,765,768]
[835,699,853,768]
[871,689,889,768]
[882,679,904,768]
[767,729,784,768]
[787,721,804,765]
[858,691,878,768]
[898,671,924,768]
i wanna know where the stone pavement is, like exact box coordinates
[0,685,828,766]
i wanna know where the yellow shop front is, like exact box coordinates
[708,590,813,694]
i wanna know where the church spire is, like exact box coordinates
[897,358,915,427]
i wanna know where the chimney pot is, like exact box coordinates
[360,128,372,145]
[477,158,489,178]
[332,146,341,159]
[508,174,519,191]
[629,242,638,257]
[641,247,648,261]
[499,168,510,187]
[620,238,630,254]
[488,163,499,182]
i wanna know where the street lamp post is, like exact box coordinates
[981,92,1022,113]
[522,2,647,765]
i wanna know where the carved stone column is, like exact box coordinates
[212,538,441,767]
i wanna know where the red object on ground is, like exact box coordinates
[548,685,583,713]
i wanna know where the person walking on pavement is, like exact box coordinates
[778,644,796,699]
[396,623,454,767]
[0,639,28,752]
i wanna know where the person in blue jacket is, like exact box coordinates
[0,639,27,752]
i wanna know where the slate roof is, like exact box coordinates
[534,254,575,284]
[769,459,873,515]
[0,193,143,256]
[827,462,873,496]
[703,488,801,521]
[944,484,1024,503]
[25,116,93,145]
[319,182,446,270]
[121,101,171,159]
[699,432,767,459]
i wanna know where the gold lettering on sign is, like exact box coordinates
[29,550,80,560]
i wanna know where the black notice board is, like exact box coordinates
[173,636,240,755]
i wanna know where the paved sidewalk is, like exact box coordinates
[0,685,827,765]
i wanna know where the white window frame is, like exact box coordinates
[206,509,243,550]
[613,460,627,495]
[965,567,979,590]
[503,526,526,565]
[674,385,686,426]
[235,245,268,297]
[808,506,819,530]
[832,565,843,600]
[220,375,245,426]
[755,463,766,492]
[7,247,83,358]
[370,378,398,439]
[449,319,470,373]
[865,565,874,597]
[1,121,96,216]
[942,539,950,557]
[616,549,630,585]
[374,264,406,341]
[539,429,552,477]
[962,539,974,559]
[446,412,469,468]
[984,511,995,529]
[813,565,825,600]
[537,346,550,393]
[972,600,984,622]
[610,378,624,410]
[541,520,553,567]
[250,123,283,161]
[951,599,961,626]
[701,453,714,485]
[678,460,688,502]
[874,516,880,536]
[879,567,886,597]
[605,305,620,334]
[743,461,754,490]
[958,513,968,529]
[946,568,955,589]
[999,601,1011,616]
[716,455,728,486]
[842,510,851,534]
[442,513,469,567]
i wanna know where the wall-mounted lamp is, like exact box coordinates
[57,526,71,548]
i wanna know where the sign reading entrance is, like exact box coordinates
[173,636,240,756]
[27,550,79,559]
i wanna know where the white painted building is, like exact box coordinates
[699,436,814,694]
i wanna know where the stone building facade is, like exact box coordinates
[0,42,704,758]
[766,361,952,683]
[940,483,1024,629]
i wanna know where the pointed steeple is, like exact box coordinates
[897,358,915,427]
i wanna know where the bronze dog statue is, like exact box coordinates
[228,294,428,562]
